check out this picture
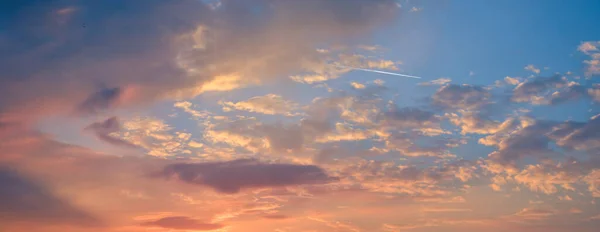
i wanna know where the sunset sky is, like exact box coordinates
[1,0,600,231]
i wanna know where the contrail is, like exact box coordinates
[337,64,422,79]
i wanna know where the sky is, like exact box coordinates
[1,0,600,232]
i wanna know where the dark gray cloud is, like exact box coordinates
[84,117,139,149]
[0,167,101,227]
[156,159,337,193]
[141,216,224,231]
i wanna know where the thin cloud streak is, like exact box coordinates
[337,64,422,79]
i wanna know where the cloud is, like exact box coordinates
[432,84,491,110]
[141,216,223,231]
[547,82,588,105]
[0,167,101,227]
[588,84,600,102]
[484,119,556,168]
[513,162,581,195]
[579,41,600,54]
[84,117,140,149]
[505,76,522,85]
[511,75,576,105]
[579,41,600,77]
[0,0,399,123]
[174,101,209,118]
[525,64,541,74]
[351,82,366,89]
[76,87,123,115]
[447,112,517,135]
[513,207,557,220]
[117,117,194,157]
[409,7,423,12]
[379,107,447,136]
[156,159,336,193]
[549,113,600,152]
[220,94,299,116]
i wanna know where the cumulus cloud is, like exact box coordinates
[141,216,223,231]
[156,159,336,193]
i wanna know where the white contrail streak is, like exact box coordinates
[337,64,422,79]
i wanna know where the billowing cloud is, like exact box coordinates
[156,159,337,193]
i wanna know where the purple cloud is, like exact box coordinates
[156,159,337,193]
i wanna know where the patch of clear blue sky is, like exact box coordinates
[377,0,600,120]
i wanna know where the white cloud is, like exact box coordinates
[524,64,541,74]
